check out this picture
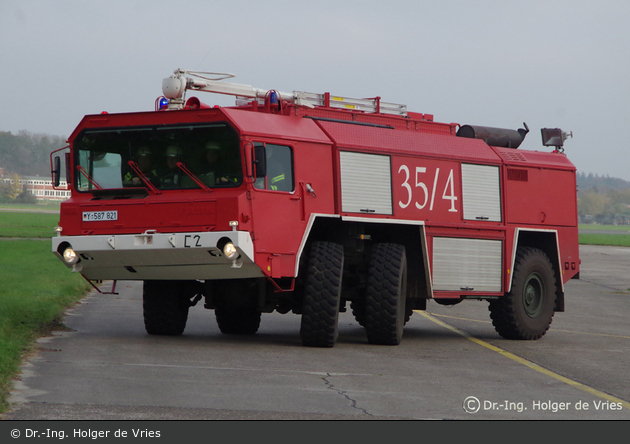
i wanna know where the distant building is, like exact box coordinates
[0,175,70,201]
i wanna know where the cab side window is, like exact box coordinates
[254,143,294,192]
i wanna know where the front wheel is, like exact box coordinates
[215,307,261,335]
[489,247,557,340]
[143,280,191,336]
[213,280,262,335]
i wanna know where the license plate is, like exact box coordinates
[82,211,118,222]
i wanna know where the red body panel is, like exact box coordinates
[317,120,501,163]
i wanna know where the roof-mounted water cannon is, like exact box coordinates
[159,69,295,111]
[157,69,409,115]
[541,128,573,153]
[160,71,188,110]
[162,74,187,99]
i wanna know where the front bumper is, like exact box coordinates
[52,230,262,281]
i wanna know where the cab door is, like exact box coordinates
[247,141,302,279]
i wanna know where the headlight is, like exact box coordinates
[62,247,79,265]
[222,242,238,260]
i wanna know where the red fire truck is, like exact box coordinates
[51,69,579,347]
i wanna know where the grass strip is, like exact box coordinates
[0,202,60,211]
[0,240,91,412]
[579,233,630,247]
[0,212,59,238]
[579,224,630,232]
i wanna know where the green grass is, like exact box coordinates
[579,224,630,232]
[0,212,60,238]
[0,202,61,210]
[0,229,90,413]
[579,224,630,246]
[579,233,630,247]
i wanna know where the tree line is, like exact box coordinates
[0,131,66,203]
[577,172,630,224]
[0,130,66,177]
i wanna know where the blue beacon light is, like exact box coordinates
[159,97,169,109]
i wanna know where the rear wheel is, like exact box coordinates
[352,299,413,328]
[489,247,557,340]
[364,243,408,345]
[300,241,344,347]
[143,280,191,336]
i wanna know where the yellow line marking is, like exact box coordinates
[419,311,630,410]
[429,313,493,324]
[429,312,630,340]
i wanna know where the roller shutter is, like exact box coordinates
[432,237,502,292]
[340,151,392,214]
[461,163,501,222]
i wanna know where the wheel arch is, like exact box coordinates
[296,214,432,303]
[512,228,564,312]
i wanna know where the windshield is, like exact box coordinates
[74,123,242,192]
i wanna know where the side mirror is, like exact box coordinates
[253,144,267,178]
[50,145,71,189]
[52,156,61,187]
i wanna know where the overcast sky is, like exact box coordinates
[1,0,628,180]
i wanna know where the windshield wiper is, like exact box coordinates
[127,160,161,194]
[76,165,102,190]
[176,162,212,192]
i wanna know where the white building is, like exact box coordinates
[0,175,70,201]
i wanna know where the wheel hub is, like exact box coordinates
[523,273,544,317]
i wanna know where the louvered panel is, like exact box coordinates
[340,151,392,214]
[432,237,502,292]
[461,163,501,221]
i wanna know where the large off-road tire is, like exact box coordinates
[213,280,262,335]
[489,247,557,340]
[364,243,408,345]
[299,241,344,347]
[352,299,413,328]
[215,307,261,335]
[143,280,191,336]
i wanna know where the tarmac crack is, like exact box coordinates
[321,373,374,417]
